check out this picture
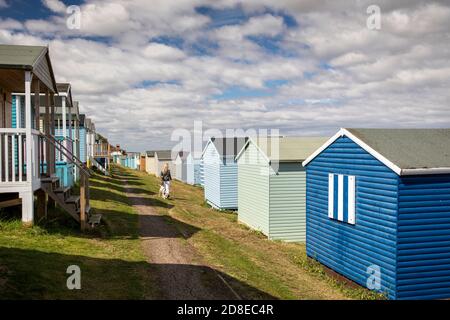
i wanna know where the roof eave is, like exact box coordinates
[401,168,450,176]
[0,64,33,70]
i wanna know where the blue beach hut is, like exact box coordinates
[202,137,247,210]
[302,128,450,300]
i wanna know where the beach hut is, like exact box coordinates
[79,114,87,164]
[185,153,203,185]
[140,153,146,172]
[124,152,139,170]
[302,128,450,300]
[154,150,176,176]
[174,151,188,182]
[145,151,157,175]
[235,136,328,242]
[202,137,247,210]
[0,44,91,228]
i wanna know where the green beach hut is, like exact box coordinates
[235,136,328,242]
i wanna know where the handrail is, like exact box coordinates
[39,132,92,177]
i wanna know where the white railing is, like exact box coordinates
[0,128,45,183]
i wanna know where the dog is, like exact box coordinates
[158,184,166,198]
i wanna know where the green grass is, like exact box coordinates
[0,166,156,299]
[133,168,384,300]
[0,165,385,300]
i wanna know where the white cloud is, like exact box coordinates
[1,0,450,151]
[42,0,66,13]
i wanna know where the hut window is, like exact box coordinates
[328,174,356,225]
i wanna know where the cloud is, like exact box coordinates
[42,0,66,13]
[1,0,449,151]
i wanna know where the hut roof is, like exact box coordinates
[303,128,450,175]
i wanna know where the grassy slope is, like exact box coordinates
[0,166,155,299]
[134,168,384,300]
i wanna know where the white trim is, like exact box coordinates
[201,139,213,158]
[337,174,344,221]
[235,137,271,164]
[302,129,345,167]
[401,167,450,175]
[342,128,402,175]
[301,128,446,176]
[328,174,334,218]
[348,175,356,225]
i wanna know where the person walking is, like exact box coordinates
[160,163,172,199]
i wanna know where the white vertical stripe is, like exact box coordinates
[328,173,334,218]
[338,174,344,221]
[348,175,356,224]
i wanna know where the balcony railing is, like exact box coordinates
[0,128,45,183]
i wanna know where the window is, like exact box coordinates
[328,173,356,225]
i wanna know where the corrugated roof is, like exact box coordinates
[146,151,156,157]
[346,128,450,170]
[212,137,247,157]
[251,136,329,162]
[0,45,46,68]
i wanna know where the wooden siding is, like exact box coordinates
[203,142,222,208]
[175,159,187,182]
[269,163,306,242]
[238,142,270,234]
[79,127,87,163]
[145,156,157,175]
[219,158,239,209]
[397,174,450,300]
[306,136,398,299]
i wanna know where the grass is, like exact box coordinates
[133,167,384,300]
[0,166,156,299]
[0,165,384,300]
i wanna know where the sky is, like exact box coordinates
[1,0,450,152]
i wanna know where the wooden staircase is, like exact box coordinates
[40,133,101,230]
[91,157,109,176]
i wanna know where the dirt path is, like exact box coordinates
[124,180,239,300]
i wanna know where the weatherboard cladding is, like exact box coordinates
[175,154,188,182]
[238,142,270,235]
[146,156,157,175]
[397,174,450,300]
[79,127,87,163]
[306,130,450,299]
[237,139,309,242]
[186,154,195,185]
[203,142,222,208]
[269,163,307,242]
[306,136,398,299]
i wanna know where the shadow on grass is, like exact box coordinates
[0,246,277,300]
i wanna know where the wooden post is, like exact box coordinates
[45,90,50,177]
[80,173,86,231]
[36,189,47,220]
[23,71,34,224]
[34,80,40,131]
[50,94,55,175]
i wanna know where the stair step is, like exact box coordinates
[66,195,80,204]
[41,176,60,183]
[54,187,71,194]
[88,214,102,226]
[76,205,91,215]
